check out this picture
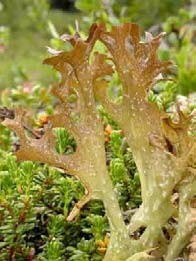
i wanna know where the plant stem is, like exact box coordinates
[100,174,134,260]
[166,180,196,261]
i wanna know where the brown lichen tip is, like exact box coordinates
[43,23,106,71]
[162,104,194,132]
[99,23,173,95]
[1,108,27,140]
[43,24,114,120]
[161,104,195,149]
[1,107,79,173]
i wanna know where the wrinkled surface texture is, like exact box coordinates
[3,23,196,260]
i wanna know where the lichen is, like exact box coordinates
[2,23,195,260]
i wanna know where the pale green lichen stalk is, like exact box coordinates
[2,24,133,260]
[96,23,195,256]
